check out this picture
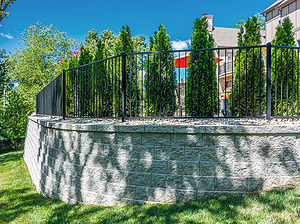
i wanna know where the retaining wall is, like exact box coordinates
[24,116,300,206]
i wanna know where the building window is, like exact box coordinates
[298,40,300,47]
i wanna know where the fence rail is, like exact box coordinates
[36,43,300,121]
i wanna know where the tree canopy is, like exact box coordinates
[0,0,16,23]
[9,22,74,95]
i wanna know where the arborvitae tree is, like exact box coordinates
[64,54,79,117]
[230,15,265,116]
[186,17,218,117]
[94,39,106,61]
[132,35,148,53]
[115,25,141,117]
[94,39,113,116]
[68,54,79,68]
[144,24,176,116]
[84,29,99,58]
[271,16,298,116]
[77,46,93,116]
[78,46,92,66]
[100,30,116,58]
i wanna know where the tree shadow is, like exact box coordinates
[23,117,300,223]
[0,148,23,163]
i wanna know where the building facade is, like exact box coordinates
[262,0,300,45]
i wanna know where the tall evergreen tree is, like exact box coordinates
[78,46,92,66]
[144,24,176,116]
[94,39,113,116]
[186,17,218,117]
[77,46,93,116]
[115,25,140,117]
[230,15,265,116]
[100,30,116,58]
[84,29,99,59]
[271,16,298,116]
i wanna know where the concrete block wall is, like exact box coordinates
[24,116,300,206]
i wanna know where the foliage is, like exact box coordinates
[235,13,265,30]
[132,35,148,53]
[115,25,134,54]
[100,29,117,58]
[9,22,74,95]
[94,39,114,116]
[144,24,176,116]
[83,29,99,58]
[186,17,218,117]
[230,15,266,116]
[5,22,73,143]
[0,0,16,23]
[115,25,141,116]
[56,46,80,74]
[74,46,94,116]
[0,49,21,146]
[78,46,92,66]
[0,88,32,141]
[0,49,13,98]
[271,16,298,116]
[94,39,106,61]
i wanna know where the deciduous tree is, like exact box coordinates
[0,0,16,23]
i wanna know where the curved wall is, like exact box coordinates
[24,116,300,205]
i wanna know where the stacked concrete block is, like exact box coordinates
[23,116,300,205]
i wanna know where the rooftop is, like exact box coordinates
[262,0,295,14]
[211,27,239,47]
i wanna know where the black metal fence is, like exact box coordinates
[36,74,64,116]
[36,43,300,120]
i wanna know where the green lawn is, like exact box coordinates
[1,149,300,224]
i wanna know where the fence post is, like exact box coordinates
[266,43,272,120]
[62,70,66,119]
[36,93,38,115]
[121,52,126,122]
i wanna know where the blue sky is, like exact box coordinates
[0,0,275,54]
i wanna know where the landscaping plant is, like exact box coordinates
[271,16,299,116]
[230,15,266,116]
[185,17,219,117]
[144,24,177,116]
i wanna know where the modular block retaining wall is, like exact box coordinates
[24,116,300,206]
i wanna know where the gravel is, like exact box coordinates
[33,115,300,126]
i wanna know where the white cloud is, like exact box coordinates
[0,32,14,39]
[171,39,191,50]
[0,24,2,27]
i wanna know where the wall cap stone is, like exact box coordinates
[28,116,300,134]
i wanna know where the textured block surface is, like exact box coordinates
[23,116,300,206]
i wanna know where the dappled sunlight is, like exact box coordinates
[21,116,300,209]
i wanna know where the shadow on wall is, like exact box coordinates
[4,148,300,223]
[25,118,300,206]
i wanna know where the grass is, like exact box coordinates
[1,149,300,224]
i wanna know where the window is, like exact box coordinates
[267,12,272,21]
[282,6,289,16]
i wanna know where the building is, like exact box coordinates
[262,0,300,45]
[204,14,239,99]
